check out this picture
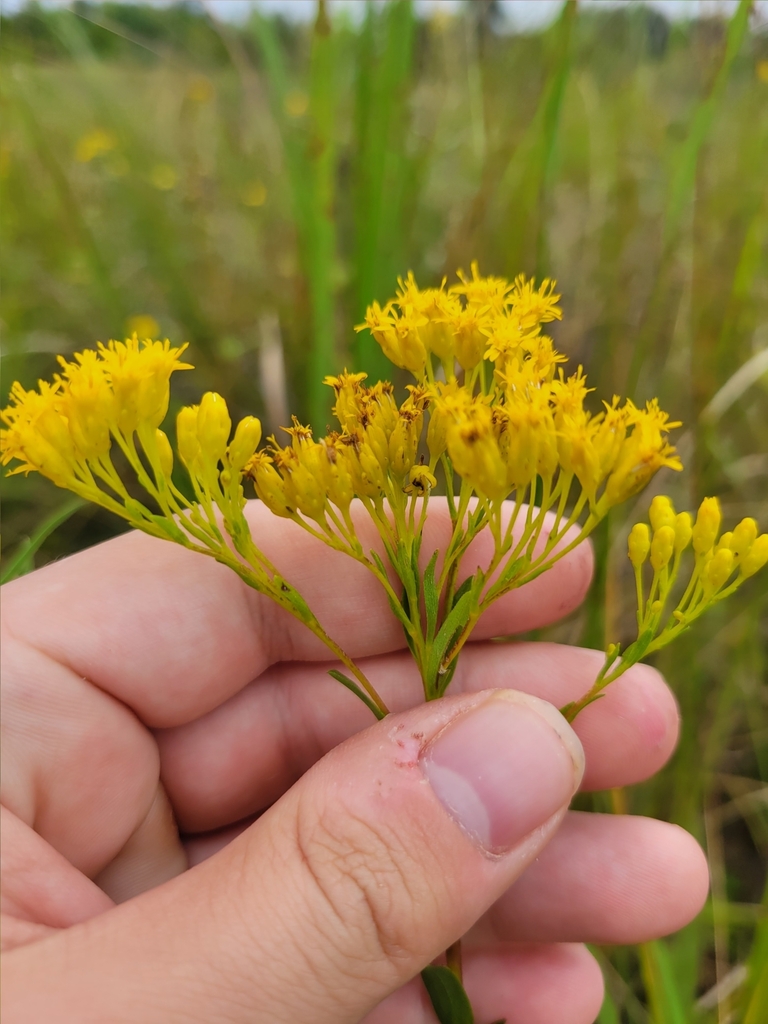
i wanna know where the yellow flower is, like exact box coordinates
[388,408,422,480]
[127,314,160,340]
[323,435,356,512]
[508,275,562,329]
[245,451,294,518]
[396,273,459,365]
[452,261,510,313]
[355,301,428,375]
[405,464,438,494]
[75,128,117,164]
[96,335,192,434]
[241,180,267,208]
[503,389,558,488]
[0,380,80,487]
[599,402,682,510]
[324,370,369,432]
[550,366,592,424]
[150,164,178,191]
[450,306,491,371]
[56,348,115,459]
[446,402,507,500]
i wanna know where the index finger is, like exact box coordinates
[1,499,593,728]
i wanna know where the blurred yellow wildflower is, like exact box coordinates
[150,164,178,191]
[241,180,268,207]
[127,314,161,339]
[75,128,117,163]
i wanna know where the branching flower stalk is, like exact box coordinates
[2,265,766,1024]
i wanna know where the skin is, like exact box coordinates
[0,500,709,1023]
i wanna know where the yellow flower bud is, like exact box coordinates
[628,522,651,567]
[356,442,387,496]
[324,441,355,511]
[673,512,692,554]
[741,534,768,578]
[716,532,733,552]
[731,517,758,558]
[155,429,174,478]
[388,411,421,480]
[447,405,508,500]
[228,416,262,471]
[246,452,294,517]
[197,392,231,465]
[287,462,327,520]
[692,496,721,554]
[650,525,675,571]
[649,495,676,532]
[703,547,734,593]
[176,405,200,469]
[427,405,449,460]
[365,422,390,473]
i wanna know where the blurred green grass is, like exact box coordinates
[1,1,767,1020]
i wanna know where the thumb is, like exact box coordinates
[3,689,583,1024]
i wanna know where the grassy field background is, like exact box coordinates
[1,1,767,1020]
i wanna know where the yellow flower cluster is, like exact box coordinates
[3,267,764,725]
[628,495,768,636]
[353,265,682,514]
[1,337,191,504]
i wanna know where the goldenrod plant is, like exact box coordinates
[2,266,766,1024]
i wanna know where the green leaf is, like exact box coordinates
[426,589,473,693]
[1,497,86,584]
[639,941,689,1024]
[623,627,655,665]
[370,551,414,634]
[421,966,474,1024]
[423,549,440,641]
[450,572,475,610]
[495,554,528,592]
[328,669,386,721]
[150,514,187,544]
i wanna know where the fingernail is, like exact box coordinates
[421,692,583,854]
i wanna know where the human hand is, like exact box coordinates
[1,501,708,1023]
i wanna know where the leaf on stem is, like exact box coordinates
[327,669,387,720]
[421,965,475,1024]
[424,549,440,641]
[426,587,473,693]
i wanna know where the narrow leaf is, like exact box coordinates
[328,670,386,720]
[421,965,474,1024]
[423,549,440,641]
[426,590,473,693]
[450,572,475,610]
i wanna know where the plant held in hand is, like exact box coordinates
[2,265,765,1024]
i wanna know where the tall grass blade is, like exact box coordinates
[1,497,86,584]
[639,941,689,1024]
[352,0,415,379]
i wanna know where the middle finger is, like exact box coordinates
[158,643,679,833]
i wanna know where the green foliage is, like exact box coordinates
[1,2,767,1020]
